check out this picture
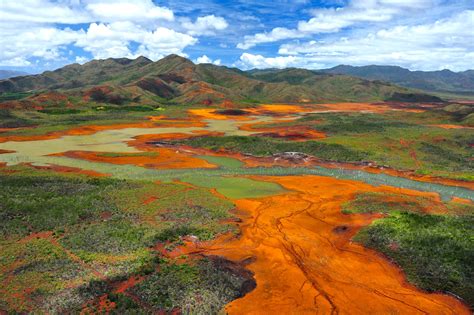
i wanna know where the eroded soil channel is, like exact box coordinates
[1,105,472,313]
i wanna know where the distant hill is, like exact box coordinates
[321,65,474,94]
[0,70,29,80]
[0,55,442,108]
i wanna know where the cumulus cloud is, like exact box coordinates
[238,10,474,71]
[237,28,304,50]
[277,10,474,71]
[75,56,89,64]
[238,0,437,49]
[195,55,221,65]
[0,0,89,24]
[237,53,301,69]
[1,0,174,24]
[85,0,174,22]
[134,27,198,61]
[0,0,224,67]
[0,23,83,67]
[182,15,228,36]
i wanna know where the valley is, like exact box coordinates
[0,56,473,314]
[0,98,474,314]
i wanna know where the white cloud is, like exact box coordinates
[0,0,90,24]
[134,27,197,61]
[0,23,83,67]
[0,0,213,66]
[1,0,174,24]
[276,10,474,71]
[237,53,300,69]
[75,56,89,64]
[85,0,174,23]
[74,22,197,60]
[237,28,304,49]
[182,15,228,36]
[196,55,221,65]
[237,0,437,49]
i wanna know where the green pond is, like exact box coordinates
[0,115,473,200]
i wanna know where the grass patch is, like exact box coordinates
[0,167,241,312]
[341,192,443,214]
[132,258,254,313]
[260,110,473,180]
[176,135,368,162]
[0,109,36,128]
[0,92,33,102]
[346,192,474,307]
[38,108,82,115]
[97,151,159,158]
[60,220,155,256]
[0,238,90,312]
[300,112,411,135]
[0,173,121,239]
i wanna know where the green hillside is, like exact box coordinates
[0,55,442,109]
[321,65,474,95]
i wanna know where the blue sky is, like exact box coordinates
[0,0,473,73]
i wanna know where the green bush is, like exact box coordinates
[176,136,367,162]
[0,174,119,238]
[38,108,82,115]
[133,258,254,313]
[355,212,474,307]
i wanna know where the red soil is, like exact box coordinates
[318,102,426,113]
[0,117,204,143]
[53,148,217,170]
[129,130,224,147]
[180,176,470,314]
[189,108,252,120]
[430,124,474,129]
[247,125,325,141]
[30,163,107,177]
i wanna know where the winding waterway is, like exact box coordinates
[0,115,472,200]
[1,111,472,313]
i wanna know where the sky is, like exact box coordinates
[0,0,473,73]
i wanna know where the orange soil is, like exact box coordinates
[188,108,252,120]
[451,197,473,204]
[129,130,224,147]
[253,104,313,115]
[253,128,325,141]
[54,148,217,170]
[188,104,315,121]
[159,143,474,191]
[185,175,470,314]
[30,163,107,177]
[0,118,204,143]
[242,123,325,141]
[430,124,474,129]
[318,102,425,113]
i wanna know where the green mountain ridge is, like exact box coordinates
[320,65,474,94]
[0,70,30,80]
[0,55,443,107]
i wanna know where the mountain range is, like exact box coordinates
[0,55,450,108]
[0,70,29,80]
[321,65,474,94]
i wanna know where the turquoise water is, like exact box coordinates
[1,115,473,200]
[12,155,472,201]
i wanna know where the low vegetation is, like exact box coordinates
[176,135,368,162]
[262,110,473,180]
[0,167,240,313]
[343,192,474,307]
[133,258,255,313]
